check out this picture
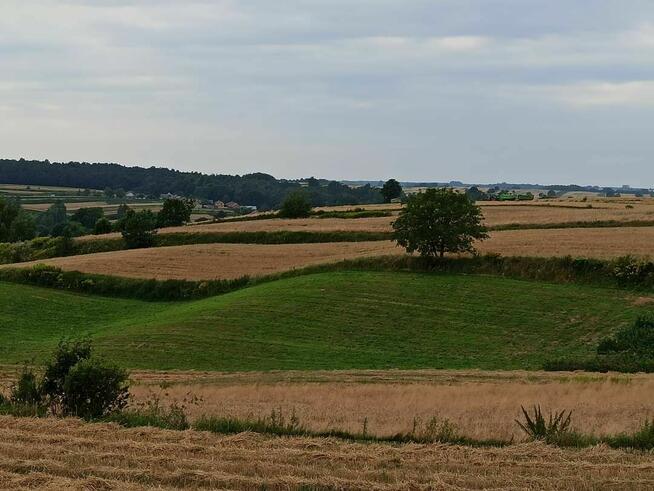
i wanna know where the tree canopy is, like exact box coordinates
[0,159,383,209]
[392,188,488,258]
[0,197,36,243]
[381,179,403,203]
[279,190,312,218]
[157,198,194,227]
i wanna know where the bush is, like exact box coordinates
[62,359,128,419]
[11,368,42,405]
[41,339,93,402]
[40,339,129,419]
[279,190,312,218]
[545,316,654,373]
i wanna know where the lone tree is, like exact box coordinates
[381,179,402,203]
[392,188,488,258]
[121,210,158,248]
[157,198,194,227]
[279,190,312,218]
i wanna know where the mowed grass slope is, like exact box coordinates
[1,272,651,371]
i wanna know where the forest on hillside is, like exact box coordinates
[0,159,383,209]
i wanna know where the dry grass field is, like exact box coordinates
[75,202,654,244]
[5,241,401,280]
[14,226,654,281]
[128,369,654,441]
[478,226,654,259]
[2,416,653,490]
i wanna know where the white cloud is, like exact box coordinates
[522,81,654,107]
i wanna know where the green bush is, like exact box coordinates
[545,316,654,373]
[11,368,42,405]
[62,359,128,419]
[40,339,129,419]
[279,190,312,218]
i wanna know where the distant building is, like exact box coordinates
[213,200,225,209]
[225,201,240,209]
[125,191,135,198]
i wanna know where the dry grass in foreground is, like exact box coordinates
[128,370,654,441]
[1,416,653,490]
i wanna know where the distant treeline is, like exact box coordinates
[0,159,383,210]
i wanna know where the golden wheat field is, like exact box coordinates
[3,416,653,490]
[76,201,654,243]
[128,369,654,441]
[4,241,401,280]
[11,226,654,280]
[477,226,654,259]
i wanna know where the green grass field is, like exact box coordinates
[1,271,651,371]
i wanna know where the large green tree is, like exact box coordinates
[279,190,312,218]
[381,179,403,203]
[392,188,488,258]
[121,210,158,248]
[157,198,195,227]
[0,197,36,242]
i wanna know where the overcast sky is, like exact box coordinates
[2,1,654,186]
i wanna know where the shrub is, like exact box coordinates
[41,339,92,402]
[62,359,128,419]
[40,339,129,419]
[11,368,42,405]
[279,190,312,218]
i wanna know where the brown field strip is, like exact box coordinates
[3,242,401,280]
[78,202,654,242]
[128,369,654,440]
[478,226,654,259]
[1,416,653,490]
[11,227,654,280]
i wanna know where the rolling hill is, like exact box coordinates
[2,271,651,371]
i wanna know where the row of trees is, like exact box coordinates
[0,159,384,209]
[0,197,195,244]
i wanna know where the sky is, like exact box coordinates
[1,1,654,186]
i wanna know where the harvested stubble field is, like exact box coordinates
[77,201,654,242]
[20,227,654,281]
[6,241,400,280]
[2,417,653,490]
[129,370,654,441]
[477,226,654,259]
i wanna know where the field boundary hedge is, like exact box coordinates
[2,254,654,301]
